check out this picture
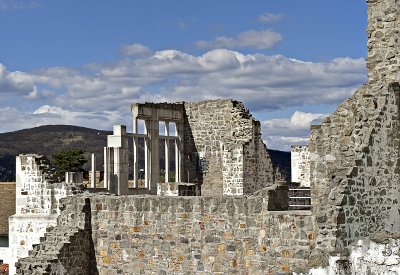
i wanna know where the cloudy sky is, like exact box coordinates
[0,0,368,150]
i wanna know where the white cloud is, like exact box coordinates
[0,48,367,150]
[258,13,283,23]
[177,20,187,30]
[121,43,152,57]
[24,85,39,99]
[264,136,310,152]
[0,0,40,11]
[263,111,326,137]
[0,63,35,96]
[0,105,122,133]
[196,29,282,50]
[262,111,327,150]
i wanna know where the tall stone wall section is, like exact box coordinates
[308,0,400,265]
[310,82,400,262]
[366,0,400,83]
[183,100,282,196]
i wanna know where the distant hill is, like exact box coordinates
[0,125,291,182]
[268,149,291,181]
[0,125,111,181]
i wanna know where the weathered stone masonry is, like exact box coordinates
[184,100,283,196]
[366,0,400,84]
[10,0,400,274]
[308,0,400,267]
[8,155,84,275]
[15,187,314,275]
[103,100,284,197]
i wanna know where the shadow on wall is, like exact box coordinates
[54,198,99,274]
[183,111,203,194]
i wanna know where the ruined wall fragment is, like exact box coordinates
[9,154,84,275]
[184,99,283,196]
[16,197,97,275]
[366,0,400,83]
[309,0,400,264]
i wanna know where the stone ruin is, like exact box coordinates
[1,0,399,274]
[101,100,285,197]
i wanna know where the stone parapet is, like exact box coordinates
[16,185,315,274]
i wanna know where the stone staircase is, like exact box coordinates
[15,225,81,274]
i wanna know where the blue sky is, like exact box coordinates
[0,0,368,150]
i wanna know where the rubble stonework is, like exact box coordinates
[15,197,97,274]
[8,155,84,275]
[310,82,400,263]
[366,0,400,83]
[309,0,400,265]
[8,0,400,273]
[103,100,284,196]
[16,188,314,275]
[184,100,283,196]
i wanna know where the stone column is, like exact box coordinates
[105,125,129,195]
[165,122,169,183]
[148,118,159,193]
[91,153,96,189]
[133,118,139,188]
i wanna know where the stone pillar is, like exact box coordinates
[133,118,139,188]
[105,125,129,195]
[165,122,169,183]
[91,153,96,189]
[103,147,111,191]
[148,118,159,193]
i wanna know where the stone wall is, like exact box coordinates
[243,123,284,194]
[184,100,282,196]
[291,146,310,187]
[366,0,400,83]
[310,82,400,262]
[17,187,315,275]
[0,182,15,235]
[307,0,400,265]
[309,231,400,274]
[9,154,84,275]
[16,197,97,274]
